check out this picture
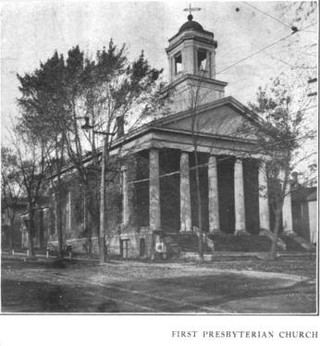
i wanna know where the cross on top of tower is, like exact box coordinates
[183,3,201,21]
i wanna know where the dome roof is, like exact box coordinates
[178,14,205,34]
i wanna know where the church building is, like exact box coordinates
[22,12,304,258]
[104,13,296,258]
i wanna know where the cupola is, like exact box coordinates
[166,13,218,81]
[165,13,227,112]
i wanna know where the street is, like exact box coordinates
[1,255,317,313]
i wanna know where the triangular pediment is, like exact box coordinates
[156,97,258,140]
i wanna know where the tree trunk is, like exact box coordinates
[99,136,108,263]
[190,81,204,263]
[194,151,204,262]
[55,190,64,258]
[87,226,92,256]
[85,187,94,257]
[9,217,14,254]
[28,207,35,257]
[270,205,282,260]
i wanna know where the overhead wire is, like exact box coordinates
[216,19,317,76]
[243,2,293,30]
[298,22,318,31]
[216,32,294,75]
[216,0,317,77]
[263,51,317,70]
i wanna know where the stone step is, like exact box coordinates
[164,233,212,253]
[208,234,272,252]
[180,251,316,262]
[164,232,312,255]
[163,236,182,258]
[279,235,309,252]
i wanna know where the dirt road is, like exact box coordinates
[1,255,317,313]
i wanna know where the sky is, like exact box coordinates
[1,0,318,142]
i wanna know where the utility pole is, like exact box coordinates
[99,134,107,263]
[81,116,116,263]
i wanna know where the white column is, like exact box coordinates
[180,152,192,232]
[258,161,270,232]
[122,166,129,225]
[208,155,220,233]
[282,181,293,235]
[149,149,161,231]
[234,158,247,235]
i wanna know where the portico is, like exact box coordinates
[144,147,268,236]
[117,106,272,237]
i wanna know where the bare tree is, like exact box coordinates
[10,129,47,257]
[246,76,316,259]
[189,79,205,261]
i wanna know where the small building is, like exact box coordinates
[20,198,51,250]
[292,187,317,244]
[1,198,27,250]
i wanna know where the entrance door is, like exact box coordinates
[139,238,146,257]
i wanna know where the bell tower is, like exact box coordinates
[165,12,227,112]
